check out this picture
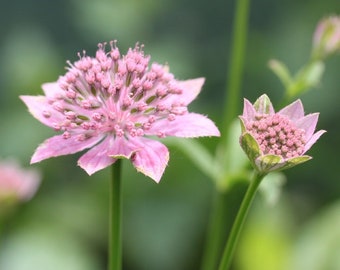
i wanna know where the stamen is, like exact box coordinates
[247,114,306,158]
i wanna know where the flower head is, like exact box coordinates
[313,15,340,59]
[0,159,40,205]
[21,41,220,182]
[239,94,325,174]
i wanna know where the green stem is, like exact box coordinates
[109,160,122,270]
[201,190,230,270]
[218,172,265,270]
[222,0,250,138]
[202,0,251,267]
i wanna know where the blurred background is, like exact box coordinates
[0,0,339,269]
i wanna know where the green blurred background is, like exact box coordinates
[0,0,339,269]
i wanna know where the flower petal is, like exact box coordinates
[278,99,304,121]
[242,98,257,120]
[41,82,63,97]
[20,95,63,128]
[31,135,102,163]
[303,129,326,154]
[157,78,205,108]
[176,78,205,105]
[130,138,169,183]
[295,113,320,140]
[108,136,139,159]
[78,136,117,175]
[146,113,220,138]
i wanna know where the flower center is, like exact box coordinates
[246,113,306,158]
[42,42,187,140]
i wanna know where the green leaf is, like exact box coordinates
[162,137,221,181]
[289,200,340,270]
[287,61,325,98]
[259,172,286,206]
[215,118,250,190]
[268,59,293,89]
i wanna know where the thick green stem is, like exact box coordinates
[109,160,122,270]
[222,0,250,138]
[201,190,230,270]
[202,0,251,267]
[218,172,265,270]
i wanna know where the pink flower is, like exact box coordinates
[0,159,40,204]
[239,94,326,174]
[20,42,220,182]
[313,15,340,59]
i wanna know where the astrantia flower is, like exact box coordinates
[20,41,220,182]
[239,94,325,174]
[0,159,40,204]
[313,15,340,59]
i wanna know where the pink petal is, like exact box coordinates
[41,82,63,97]
[20,95,63,128]
[108,137,138,159]
[31,135,102,163]
[130,138,169,183]
[303,129,326,154]
[146,113,220,138]
[295,113,320,140]
[176,78,205,105]
[77,136,169,181]
[78,136,117,175]
[157,78,205,108]
[278,99,305,121]
[242,98,256,120]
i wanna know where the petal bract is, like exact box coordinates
[78,136,117,175]
[256,154,284,173]
[146,113,220,138]
[242,98,257,120]
[240,132,262,169]
[303,129,326,154]
[278,99,304,121]
[295,113,320,141]
[41,82,63,97]
[20,95,63,128]
[176,78,205,105]
[253,94,275,115]
[131,138,169,183]
[31,135,102,163]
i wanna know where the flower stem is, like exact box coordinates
[109,160,122,270]
[202,0,251,267]
[201,190,230,270]
[218,172,265,270]
[222,0,250,137]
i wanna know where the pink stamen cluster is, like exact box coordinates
[246,113,306,158]
[44,41,187,141]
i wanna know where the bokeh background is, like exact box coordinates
[0,0,339,269]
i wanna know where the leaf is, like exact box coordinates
[289,200,340,270]
[287,61,325,98]
[162,137,221,181]
[258,172,286,206]
[268,59,293,89]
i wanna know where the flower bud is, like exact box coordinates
[313,16,340,59]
